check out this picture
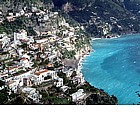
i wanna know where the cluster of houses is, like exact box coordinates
[0,6,89,104]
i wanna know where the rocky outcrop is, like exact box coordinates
[86,92,118,105]
[62,2,75,13]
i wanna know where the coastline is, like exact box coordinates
[81,34,140,104]
[78,54,89,72]
[92,38,102,41]
[91,35,121,41]
[76,41,118,105]
[78,35,121,79]
[77,35,121,74]
[77,46,93,77]
[77,35,121,83]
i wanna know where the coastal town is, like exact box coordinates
[0,1,139,139]
[0,2,118,105]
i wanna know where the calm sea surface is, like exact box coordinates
[82,34,140,105]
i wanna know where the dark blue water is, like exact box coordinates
[82,34,140,105]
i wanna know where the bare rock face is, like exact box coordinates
[62,2,75,13]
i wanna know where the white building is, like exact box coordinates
[60,86,69,92]
[54,77,63,87]
[18,49,24,56]
[25,13,32,18]
[34,69,57,85]
[48,54,57,62]
[0,33,6,38]
[19,10,25,16]
[36,38,48,44]
[9,13,13,16]
[74,71,85,84]
[71,89,86,102]
[22,54,30,60]
[32,7,38,12]
[44,14,49,21]
[6,16,15,22]
[0,35,10,48]
[20,58,30,68]
[23,74,38,86]
[15,13,20,17]
[63,68,73,78]
[22,87,42,103]
[13,71,31,81]
[14,30,28,43]
[7,79,22,93]
[7,80,18,93]
[7,66,21,74]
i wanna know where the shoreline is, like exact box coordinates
[77,34,122,81]
[77,34,121,82]
[78,54,89,72]
[92,38,102,41]
[91,35,121,41]
[81,33,140,104]
[77,48,93,76]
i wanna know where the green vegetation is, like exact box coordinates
[40,59,49,66]
[57,72,68,85]
[39,88,72,105]
[0,17,28,34]
[0,16,36,35]
[63,0,140,36]
[13,70,26,75]
[53,61,63,68]
[0,80,9,104]
[62,50,76,59]
[0,0,120,105]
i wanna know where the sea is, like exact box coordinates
[82,34,140,105]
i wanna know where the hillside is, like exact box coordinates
[64,0,140,37]
[0,0,119,105]
[1,0,140,37]
[124,0,140,15]
[50,0,140,37]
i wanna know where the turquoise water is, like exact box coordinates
[82,34,140,105]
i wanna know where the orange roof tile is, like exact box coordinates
[1,73,8,76]
[35,69,49,76]
[8,66,20,70]
[8,67,15,70]
[21,58,28,61]
[20,39,28,42]
[8,80,16,85]
[47,63,53,67]
[38,38,48,41]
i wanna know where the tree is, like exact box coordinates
[71,71,77,78]
[0,80,9,104]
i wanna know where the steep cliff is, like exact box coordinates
[51,0,140,37]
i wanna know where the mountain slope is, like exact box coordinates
[50,0,140,37]
[1,0,140,37]
[63,0,140,37]
[124,0,140,15]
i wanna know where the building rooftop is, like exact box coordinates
[47,63,53,67]
[35,69,49,76]
[7,80,16,85]
[21,58,28,61]
[22,87,36,94]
